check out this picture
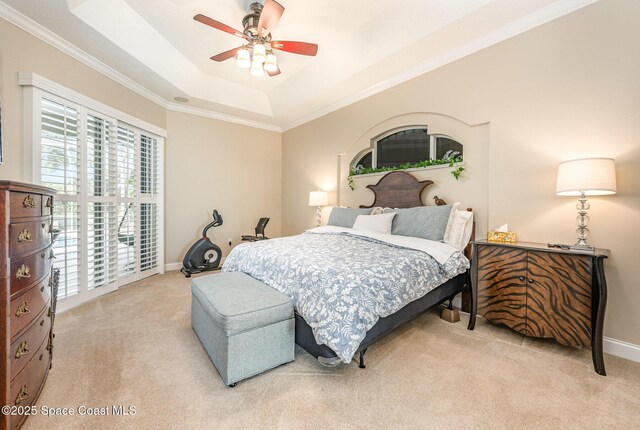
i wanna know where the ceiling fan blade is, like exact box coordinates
[267,66,282,77]
[194,14,247,39]
[211,47,242,62]
[257,0,285,37]
[271,41,318,56]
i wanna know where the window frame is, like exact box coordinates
[351,125,463,171]
[21,74,165,312]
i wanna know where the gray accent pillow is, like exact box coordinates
[383,205,453,241]
[327,207,373,228]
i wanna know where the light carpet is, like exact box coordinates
[23,271,640,430]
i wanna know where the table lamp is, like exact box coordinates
[556,158,616,246]
[308,191,328,227]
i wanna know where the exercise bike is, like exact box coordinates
[181,210,224,278]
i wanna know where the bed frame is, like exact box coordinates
[295,171,475,368]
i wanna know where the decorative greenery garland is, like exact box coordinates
[348,156,464,190]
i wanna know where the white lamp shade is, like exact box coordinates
[308,191,329,207]
[264,53,278,72]
[250,60,264,77]
[556,158,617,196]
[236,48,251,68]
[253,44,266,63]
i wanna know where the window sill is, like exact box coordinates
[350,162,465,179]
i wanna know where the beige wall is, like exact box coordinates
[282,0,640,345]
[1,1,639,346]
[164,110,282,265]
[0,19,166,180]
[0,19,283,268]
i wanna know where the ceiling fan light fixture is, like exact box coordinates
[236,48,251,68]
[264,53,278,72]
[251,60,265,77]
[253,43,266,63]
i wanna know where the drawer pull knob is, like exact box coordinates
[40,319,45,326]
[18,228,33,243]
[23,195,36,208]
[518,276,525,282]
[45,197,53,208]
[15,341,31,359]
[42,222,46,229]
[41,285,45,292]
[15,385,30,405]
[16,301,30,317]
[528,278,535,283]
[16,264,31,279]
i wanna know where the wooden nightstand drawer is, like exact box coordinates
[9,217,53,259]
[10,246,53,296]
[10,276,51,339]
[10,306,52,381]
[10,192,43,219]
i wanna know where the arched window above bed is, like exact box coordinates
[351,126,463,172]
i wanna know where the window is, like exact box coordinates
[352,126,463,171]
[376,128,430,167]
[32,90,163,307]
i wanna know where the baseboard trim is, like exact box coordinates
[451,295,640,363]
[603,337,640,363]
[164,262,182,272]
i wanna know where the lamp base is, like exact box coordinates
[575,192,590,246]
[316,206,322,227]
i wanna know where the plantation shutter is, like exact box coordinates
[117,125,137,278]
[140,134,160,272]
[35,90,163,308]
[86,114,118,290]
[40,98,81,299]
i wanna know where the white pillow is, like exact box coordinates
[352,213,396,235]
[443,202,460,242]
[446,210,474,251]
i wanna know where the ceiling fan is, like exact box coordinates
[194,0,318,77]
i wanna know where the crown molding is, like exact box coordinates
[281,0,597,132]
[1,0,597,134]
[0,1,168,108]
[166,103,281,132]
[0,2,282,133]
[19,72,168,137]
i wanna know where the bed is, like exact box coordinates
[222,171,475,367]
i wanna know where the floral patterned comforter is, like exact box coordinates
[222,229,469,363]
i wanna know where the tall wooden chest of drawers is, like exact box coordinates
[1,181,57,430]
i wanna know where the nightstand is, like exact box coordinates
[468,240,610,375]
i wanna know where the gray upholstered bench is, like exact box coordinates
[191,272,295,386]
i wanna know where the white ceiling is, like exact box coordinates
[0,0,595,130]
